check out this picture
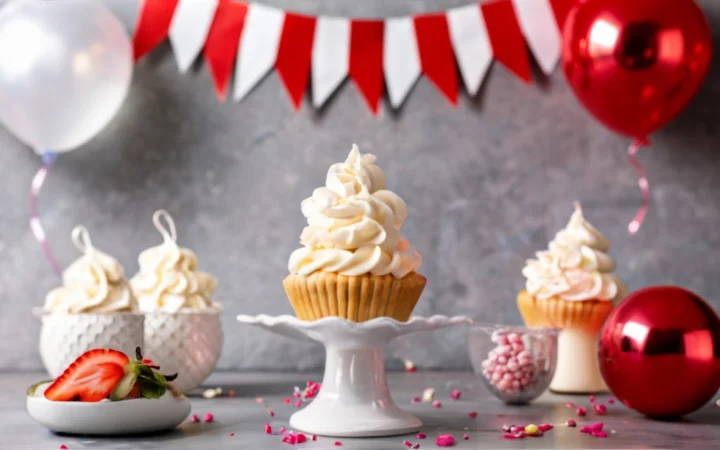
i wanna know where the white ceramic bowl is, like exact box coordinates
[143,310,223,393]
[38,311,144,378]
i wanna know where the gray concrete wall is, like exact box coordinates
[1,0,719,372]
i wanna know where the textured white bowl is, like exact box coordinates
[38,312,144,378]
[143,311,223,393]
[27,382,191,435]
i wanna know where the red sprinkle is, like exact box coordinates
[592,431,608,438]
[576,407,587,417]
[406,366,417,373]
[296,434,307,443]
[284,397,292,404]
[282,433,308,445]
[229,433,235,437]
[189,414,199,423]
[228,389,235,397]
[280,427,287,435]
[60,446,68,450]
[467,411,477,418]
[293,392,302,398]
[203,413,214,423]
[589,395,596,403]
[594,404,608,415]
[566,419,577,427]
[417,433,427,439]
[403,440,412,448]
[590,422,604,431]
[450,389,462,400]
[580,426,592,434]
[565,401,575,408]
[436,434,455,447]
[412,445,420,449]
[264,424,272,434]
[312,435,317,441]
[269,410,276,418]
[411,397,421,404]
[538,424,554,432]
[334,441,343,446]
[463,433,469,440]
[608,397,616,404]
[294,401,302,408]
[432,400,442,408]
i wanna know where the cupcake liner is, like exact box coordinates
[517,290,613,332]
[284,272,426,322]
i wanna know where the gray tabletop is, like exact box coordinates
[4,372,720,449]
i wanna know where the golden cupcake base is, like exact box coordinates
[516,289,613,333]
[284,272,426,322]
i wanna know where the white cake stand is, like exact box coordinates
[236,314,470,437]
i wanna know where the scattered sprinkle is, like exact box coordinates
[312,435,318,441]
[284,397,292,404]
[280,427,287,435]
[436,434,455,447]
[590,422,604,431]
[580,426,592,434]
[432,400,442,408]
[269,409,276,417]
[589,395,596,403]
[467,411,477,418]
[450,389,462,400]
[404,360,417,372]
[416,433,427,439]
[502,433,526,440]
[608,397,616,404]
[524,424,539,435]
[293,400,302,408]
[463,433,469,440]
[576,406,587,417]
[611,429,617,434]
[229,432,235,437]
[411,396,421,404]
[60,446,68,450]
[538,424,553,432]
[282,432,308,445]
[592,431,608,438]
[203,413,214,423]
[593,404,607,415]
[203,388,218,398]
[412,444,420,449]
[228,389,235,397]
[422,388,435,402]
[565,401,575,408]
[264,424,272,434]
[403,440,412,447]
[501,424,511,432]
[189,414,199,423]
[566,419,577,427]
[255,397,264,403]
[293,391,301,398]
[334,441,343,446]
[528,431,544,438]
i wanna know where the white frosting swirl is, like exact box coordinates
[522,203,626,302]
[44,226,136,314]
[130,210,219,313]
[289,145,421,278]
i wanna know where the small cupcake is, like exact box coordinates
[517,203,627,393]
[40,226,143,377]
[130,210,222,394]
[284,144,425,322]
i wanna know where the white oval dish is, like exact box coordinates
[26,382,191,435]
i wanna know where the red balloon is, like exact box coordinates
[599,286,720,418]
[562,0,712,139]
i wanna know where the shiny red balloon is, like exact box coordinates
[599,286,720,418]
[562,0,712,139]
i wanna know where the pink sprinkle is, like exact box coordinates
[312,435,317,441]
[594,404,607,415]
[264,424,272,434]
[592,431,608,438]
[590,422,604,431]
[566,419,577,427]
[436,434,455,447]
[538,424,553,432]
[467,411,477,418]
[229,433,235,437]
[589,395,596,403]
[580,426,592,434]
[294,401,302,408]
[411,396,421,404]
[189,414,199,423]
[412,444,420,449]
[416,433,427,439]
[284,397,291,404]
[280,427,287,435]
[255,397,264,403]
[203,413,214,423]
[576,407,587,417]
[60,446,68,450]
[334,441,343,446]
[450,389,462,400]
[296,434,307,443]
[293,391,301,398]
[432,400,442,408]
[403,440,412,448]
[608,397,616,404]
[565,401,575,408]
[463,433,469,440]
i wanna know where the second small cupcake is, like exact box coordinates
[285,144,425,322]
[130,210,223,393]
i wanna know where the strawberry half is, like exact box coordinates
[44,349,129,402]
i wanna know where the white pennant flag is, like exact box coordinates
[383,17,421,109]
[234,4,285,102]
[169,0,220,73]
[312,17,350,108]
[512,0,562,75]
[447,4,493,97]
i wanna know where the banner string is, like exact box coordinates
[30,152,61,276]
[627,139,649,235]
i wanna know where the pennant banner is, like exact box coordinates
[133,0,570,113]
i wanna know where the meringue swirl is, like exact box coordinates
[130,210,219,313]
[45,226,136,314]
[522,203,626,302]
[288,145,422,278]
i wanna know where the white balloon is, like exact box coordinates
[0,0,132,153]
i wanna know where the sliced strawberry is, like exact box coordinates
[44,349,129,402]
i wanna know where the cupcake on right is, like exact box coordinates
[517,203,626,393]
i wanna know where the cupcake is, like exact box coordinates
[284,144,425,322]
[40,226,143,377]
[517,203,626,393]
[130,210,223,393]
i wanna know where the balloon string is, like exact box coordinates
[30,152,61,276]
[627,140,649,235]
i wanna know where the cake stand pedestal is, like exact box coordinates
[236,314,470,437]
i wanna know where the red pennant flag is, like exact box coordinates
[133,0,180,61]
[349,20,384,115]
[413,14,458,106]
[204,0,248,102]
[549,0,576,30]
[275,13,317,111]
[481,0,531,84]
